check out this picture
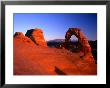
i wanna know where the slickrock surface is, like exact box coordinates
[14,35,97,75]
[14,28,96,75]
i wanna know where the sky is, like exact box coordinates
[14,13,97,41]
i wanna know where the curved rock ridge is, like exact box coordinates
[25,28,47,47]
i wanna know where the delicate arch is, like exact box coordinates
[62,28,91,56]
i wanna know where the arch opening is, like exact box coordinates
[65,34,80,52]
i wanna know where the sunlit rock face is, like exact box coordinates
[14,32,34,43]
[25,28,47,47]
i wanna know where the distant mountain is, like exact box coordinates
[47,39,80,43]
[47,39,65,43]
[47,39,97,43]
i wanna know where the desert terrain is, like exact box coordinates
[14,28,97,75]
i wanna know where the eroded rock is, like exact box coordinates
[14,32,33,43]
[25,28,47,47]
[61,28,94,62]
[14,32,24,38]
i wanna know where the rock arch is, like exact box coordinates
[62,28,92,57]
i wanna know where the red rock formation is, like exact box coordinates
[25,28,47,47]
[14,32,34,44]
[62,28,95,63]
[14,28,97,75]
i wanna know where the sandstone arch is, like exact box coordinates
[62,28,92,59]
